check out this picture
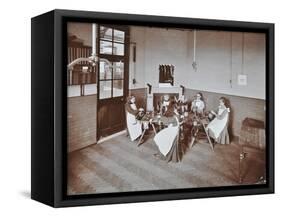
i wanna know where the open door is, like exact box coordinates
[97,25,129,139]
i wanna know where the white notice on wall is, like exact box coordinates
[238,74,247,86]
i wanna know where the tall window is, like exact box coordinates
[98,26,125,99]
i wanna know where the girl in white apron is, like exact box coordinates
[206,97,230,145]
[154,100,183,162]
[125,96,143,141]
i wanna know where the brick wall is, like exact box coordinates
[67,95,97,152]
[185,89,265,138]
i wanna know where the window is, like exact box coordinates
[98,25,126,99]
[99,27,125,56]
[99,60,124,99]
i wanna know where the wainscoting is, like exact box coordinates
[153,93,179,110]
[68,95,97,152]
[129,88,147,109]
[185,89,266,138]
[67,88,265,152]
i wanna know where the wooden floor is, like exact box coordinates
[67,133,266,195]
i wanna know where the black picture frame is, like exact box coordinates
[31,9,274,207]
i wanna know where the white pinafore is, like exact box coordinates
[126,103,142,141]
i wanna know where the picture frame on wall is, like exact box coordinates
[31,9,274,207]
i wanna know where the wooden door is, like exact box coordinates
[97,25,129,139]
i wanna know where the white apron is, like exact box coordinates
[206,107,230,139]
[154,125,178,156]
[126,104,142,141]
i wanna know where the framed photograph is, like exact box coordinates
[31,9,274,207]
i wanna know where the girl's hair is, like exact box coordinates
[165,100,176,117]
[219,97,226,103]
[127,96,135,103]
[196,92,204,102]
[219,97,229,107]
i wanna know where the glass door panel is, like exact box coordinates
[100,27,112,41]
[113,29,125,43]
[113,43,124,56]
[100,40,112,54]
[99,80,112,99]
[113,80,124,97]
[99,61,112,80]
[113,61,124,79]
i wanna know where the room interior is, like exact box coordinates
[67,22,266,195]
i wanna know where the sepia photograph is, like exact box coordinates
[66,22,267,195]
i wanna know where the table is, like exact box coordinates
[136,113,178,146]
[137,113,157,146]
[186,115,214,151]
[136,112,214,151]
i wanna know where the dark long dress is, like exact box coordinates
[156,115,183,163]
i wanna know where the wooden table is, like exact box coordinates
[187,115,214,151]
[137,114,157,146]
[136,113,177,146]
[136,113,214,151]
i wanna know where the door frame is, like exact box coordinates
[96,24,130,141]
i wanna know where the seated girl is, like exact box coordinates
[191,92,205,115]
[176,95,189,117]
[154,100,183,163]
[160,94,171,115]
[206,97,230,145]
[125,96,143,141]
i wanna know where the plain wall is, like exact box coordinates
[129,26,266,100]
[129,27,147,89]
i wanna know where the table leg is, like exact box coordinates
[137,129,146,147]
[151,123,157,135]
[189,127,198,149]
[202,124,214,151]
